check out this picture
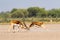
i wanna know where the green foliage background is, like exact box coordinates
[0,7,60,23]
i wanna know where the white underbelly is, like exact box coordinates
[13,24,20,30]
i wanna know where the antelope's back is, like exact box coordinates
[32,22,43,25]
[10,20,21,24]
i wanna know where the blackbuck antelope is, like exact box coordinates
[9,20,26,32]
[29,21,44,28]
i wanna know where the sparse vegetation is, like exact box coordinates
[0,7,60,23]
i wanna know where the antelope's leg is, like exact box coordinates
[11,24,16,32]
[13,24,20,32]
[17,24,20,32]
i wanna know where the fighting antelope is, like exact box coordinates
[29,21,44,28]
[9,20,25,32]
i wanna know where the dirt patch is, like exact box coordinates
[0,24,60,40]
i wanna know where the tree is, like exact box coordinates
[10,9,28,18]
[11,8,17,13]
[27,7,40,17]
[37,8,47,18]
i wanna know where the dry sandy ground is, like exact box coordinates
[0,24,60,40]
